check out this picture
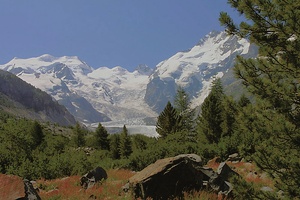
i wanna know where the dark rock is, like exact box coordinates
[199,167,215,182]
[207,162,238,196]
[80,167,108,189]
[123,155,241,199]
[128,154,204,199]
[217,162,238,180]
[88,194,97,199]
[24,179,42,200]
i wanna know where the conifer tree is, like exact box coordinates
[119,125,132,159]
[173,86,195,133]
[30,120,44,148]
[109,134,120,159]
[156,101,182,138]
[238,94,251,108]
[220,1,300,198]
[220,96,238,138]
[73,122,85,147]
[95,123,110,150]
[197,78,224,143]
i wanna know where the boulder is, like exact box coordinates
[24,179,42,200]
[217,162,238,180]
[80,167,108,189]
[207,162,238,195]
[128,154,204,199]
[0,174,41,200]
[227,153,241,162]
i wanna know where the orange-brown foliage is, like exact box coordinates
[38,170,136,200]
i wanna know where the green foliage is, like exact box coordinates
[197,79,225,143]
[94,123,110,150]
[173,86,196,133]
[220,0,300,198]
[156,101,182,138]
[30,120,44,149]
[238,94,251,107]
[220,96,238,138]
[71,122,85,147]
[131,134,150,152]
[109,134,121,159]
[119,125,132,159]
[174,86,189,116]
[128,130,202,171]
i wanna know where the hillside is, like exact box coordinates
[0,70,76,126]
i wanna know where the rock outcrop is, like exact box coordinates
[197,162,237,196]
[127,154,204,199]
[0,174,41,200]
[125,154,238,199]
[80,167,108,189]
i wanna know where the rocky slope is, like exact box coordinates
[0,70,76,126]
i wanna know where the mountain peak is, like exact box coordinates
[196,30,227,46]
[134,64,153,76]
[38,54,56,62]
[112,66,128,74]
[0,54,94,77]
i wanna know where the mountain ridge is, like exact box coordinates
[0,31,257,126]
[0,69,76,126]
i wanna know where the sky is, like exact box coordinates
[0,1,242,71]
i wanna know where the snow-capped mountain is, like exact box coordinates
[145,31,257,112]
[0,31,257,126]
[0,54,156,124]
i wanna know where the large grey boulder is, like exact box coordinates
[128,154,204,199]
[124,155,239,199]
[80,167,108,189]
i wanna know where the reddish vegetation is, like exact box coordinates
[29,159,273,199]
[205,158,273,187]
[37,169,136,200]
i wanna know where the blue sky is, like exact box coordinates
[0,1,241,71]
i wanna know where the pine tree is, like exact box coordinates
[174,86,189,114]
[220,1,300,198]
[109,134,120,159]
[197,78,225,143]
[73,122,85,147]
[156,101,182,138]
[30,120,44,148]
[173,86,195,133]
[119,125,132,159]
[238,94,251,108]
[220,96,238,138]
[94,123,110,150]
